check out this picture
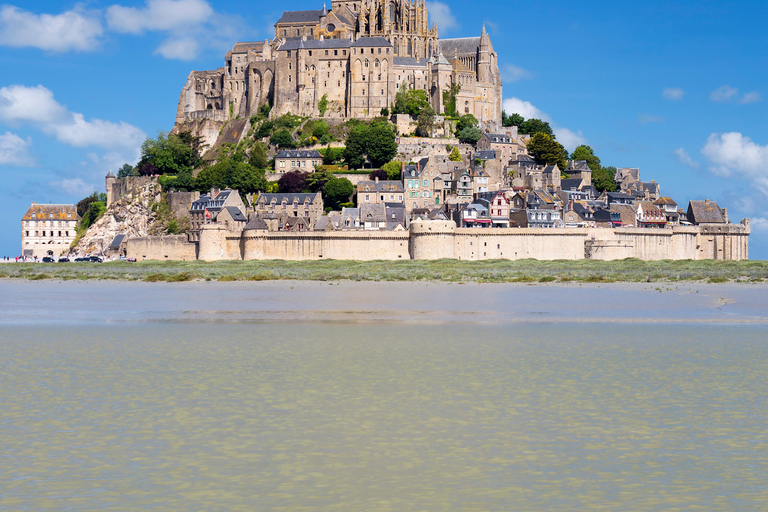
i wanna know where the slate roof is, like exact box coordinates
[109,234,126,249]
[275,150,322,158]
[358,180,404,192]
[561,178,583,191]
[22,204,79,221]
[351,37,392,48]
[232,42,264,53]
[542,165,559,175]
[278,38,352,51]
[610,204,638,226]
[275,10,324,25]
[244,217,268,230]
[361,203,387,223]
[393,57,429,67]
[256,192,322,204]
[567,160,591,171]
[484,133,515,144]
[642,181,660,194]
[225,206,248,222]
[474,150,496,160]
[688,200,726,224]
[440,37,481,56]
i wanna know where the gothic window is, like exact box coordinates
[364,59,369,67]
[407,40,412,56]
[374,59,379,68]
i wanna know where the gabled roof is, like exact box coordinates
[393,57,429,67]
[225,206,248,222]
[654,196,677,206]
[256,192,321,204]
[474,150,496,160]
[358,180,404,192]
[350,37,392,48]
[483,133,514,144]
[440,37,481,56]
[561,178,583,191]
[275,150,322,158]
[22,203,79,221]
[232,41,265,53]
[244,217,268,230]
[688,200,726,224]
[278,38,352,51]
[109,234,126,249]
[275,10,324,25]
[361,203,387,222]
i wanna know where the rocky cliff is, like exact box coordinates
[74,178,183,257]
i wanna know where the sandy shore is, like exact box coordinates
[3,280,768,326]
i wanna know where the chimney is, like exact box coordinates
[722,207,729,223]
[375,176,379,183]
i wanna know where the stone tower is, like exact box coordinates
[105,170,116,207]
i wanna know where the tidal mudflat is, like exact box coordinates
[2,281,767,511]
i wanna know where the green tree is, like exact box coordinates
[76,192,107,218]
[527,132,568,170]
[380,107,390,117]
[344,120,397,168]
[570,145,601,171]
[173,168,194,191]
[255,120,274,138]
[593,166,618,193]
[117,163,136,178]
[381,160,403,181]
[271,129,296,148]
[458,126,482,145]
[393,83,431,116]
[323,177,354,210]
[136,131,202,176]
[502,111,554,136]
[455,114,478,134]
[306,167,336,192]
[322,146,342,165]
[249,142,269,170]
[416,106,436,137]
[502,111,525,128]
[448,147,462,161]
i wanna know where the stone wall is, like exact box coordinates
[168,191,200,219]
[107,176,157,208]
[126,235,197,261]
[243,230,410,261]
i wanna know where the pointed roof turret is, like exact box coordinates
[322,3,328,16]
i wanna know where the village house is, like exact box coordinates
[461,200,491,228]
[636,201,667,228]
[654,197,679,225]
[360,203,387,230]
[274,150,323,175]
[687,200,727,225]
[476,190,510,227]
[476,131,517,164]
[189,189,247,241]
[254,192,324,231]
[356,178,404,206]
[564,160,592,186]
[21,203,80,259]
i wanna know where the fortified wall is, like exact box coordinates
[125,219,750,262]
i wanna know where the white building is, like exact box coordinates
[21,203,80,258]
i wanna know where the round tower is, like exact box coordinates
[105,170,116,208]
[409,219,456,260]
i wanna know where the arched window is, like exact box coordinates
[407,40,412,56]
[207,104,213,110]
[374,59,380,68]
[364,58,369,68]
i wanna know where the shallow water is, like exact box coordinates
[1,282,767,511]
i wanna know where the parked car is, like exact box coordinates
[42,256,55,263]
[58,257,70,263]
[74,257,87,262]
[88,256,103,263]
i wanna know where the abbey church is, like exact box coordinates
[175,0,502,128]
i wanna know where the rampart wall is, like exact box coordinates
[123,220,750,262]
[125,235,197,261]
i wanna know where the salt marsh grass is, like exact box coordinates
[3,258,768,283]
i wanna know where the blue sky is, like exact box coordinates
[1,0,767,258]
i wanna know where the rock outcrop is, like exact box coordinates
[74,178,165,257]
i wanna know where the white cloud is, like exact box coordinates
[48,178,99,197]
[0,5,102,52]
[502,97,585,151]
[426,1,458,33]
[638,114,665,124]
[502,97,549,122]
[155,36,200,60]
[710,85,761,104]
[710,85,739,102]
[673,148,699,169]
[739,91,761,104]
[553,127,586,151]
[0,132,34,167]
[106,0,213,34]
[662,87,685,101]
[751,217,768,232]
[0,85,145,151]
[702,132,768,194]
[0,85,69,124]
[501,64,534,83]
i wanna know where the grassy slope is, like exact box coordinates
[2,259,768,283]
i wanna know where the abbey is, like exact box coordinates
[175,0,502,127]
